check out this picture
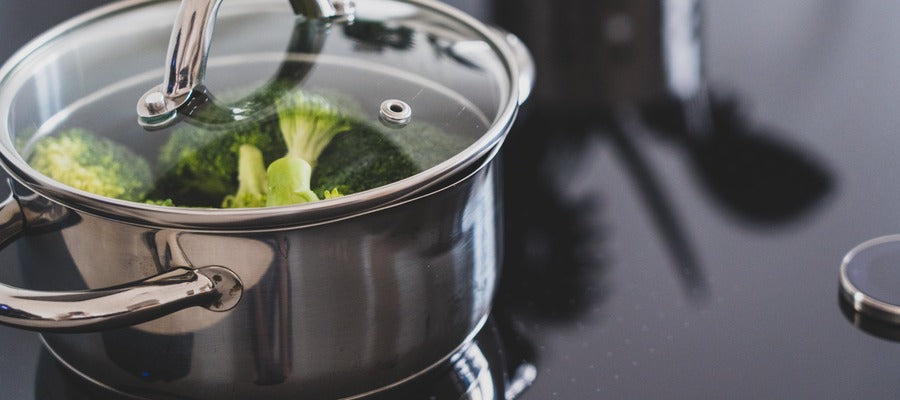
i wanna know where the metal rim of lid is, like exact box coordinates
[839,234,900,325]
[0,0,522,231]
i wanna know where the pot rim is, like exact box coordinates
[0,0,520,230]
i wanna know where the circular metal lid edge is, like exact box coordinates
[839,234,900,325]
[0,0,521,231]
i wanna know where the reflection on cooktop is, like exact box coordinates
[33,317,535,400]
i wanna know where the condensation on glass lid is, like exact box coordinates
[18,54,493,209]
[840,235,900,325]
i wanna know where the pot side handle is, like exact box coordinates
[0,192,243,333]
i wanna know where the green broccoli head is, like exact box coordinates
[151,118,286,206]
[222,144,269,208]
[379,121,472,171]
[28,128,153,201]
[150,86,465,208]
[311,122,421,197]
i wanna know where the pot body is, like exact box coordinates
[16,157,501,399]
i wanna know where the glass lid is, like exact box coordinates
[0,0,516,227]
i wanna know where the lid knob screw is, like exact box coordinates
[144,92,167,114]
[136,86,180,129]
[380,99,412,127]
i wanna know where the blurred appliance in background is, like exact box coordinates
[490,0,713,315]
[493,0,703,115]
[489,0,830,221]
[488,0,832,316]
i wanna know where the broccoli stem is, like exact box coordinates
[266,157,318,206]
[276,91,351,167]
[222,144,268,208]
[264,91,351,206]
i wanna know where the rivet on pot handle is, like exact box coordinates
[0,191,243,333]
[489,27,535,105]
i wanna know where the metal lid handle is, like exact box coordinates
[137,0,355,128]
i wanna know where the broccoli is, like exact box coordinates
[311,122,419,197]
[28,128,153,201]
[150,117,286,207]
[144,198,176,207]
[310,121,465,197]
[221,145,268,208]
[379,121,472,171]
[265,91,352,206]
[323,188,343,199]
[149,86,465,208]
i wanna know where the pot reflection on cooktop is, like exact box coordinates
[33,317,535,400]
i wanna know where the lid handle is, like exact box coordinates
[136,0,355,129]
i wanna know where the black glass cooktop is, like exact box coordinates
[5,1,900,399]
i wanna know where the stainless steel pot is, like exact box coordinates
[0,0,533,398]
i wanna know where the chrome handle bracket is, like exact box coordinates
[0,265,243,333]
[0,190,243,333]
[289,0,356,19]
[137,0,355,129]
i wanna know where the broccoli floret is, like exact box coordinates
[265,91,352,206]
[323,188,343,199]
[144,198,175,207]
[379,121,472,171]
[28,128,153,201]
[222,145,268,208]
[310,122,465,197]
[310,122,420,197]
[150,86,466,208]
[150,118,286,206]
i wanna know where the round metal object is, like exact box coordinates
[197,265,243,311]
[379,99,412,126]
[840,235,900,325]
[0,0,528,231]
[136,85,187,129]
[331,0,356,20]
[0,0,532,398]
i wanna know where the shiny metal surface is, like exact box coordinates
[0,0,520,397]
[137,0,356,128]
[1,265,240,333]
[29,316,534,400]
[840,235,900,325]
[0,188,24,247]
[0,0,524,231]
[136,0,220,127]
[379,99,412,126]
[12,156,501,399]
[0,190,244,332]
[288,0,355,19]
[488,27,534,105]
[504,364,537,400]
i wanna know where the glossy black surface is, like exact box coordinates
[5,1,900,399]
